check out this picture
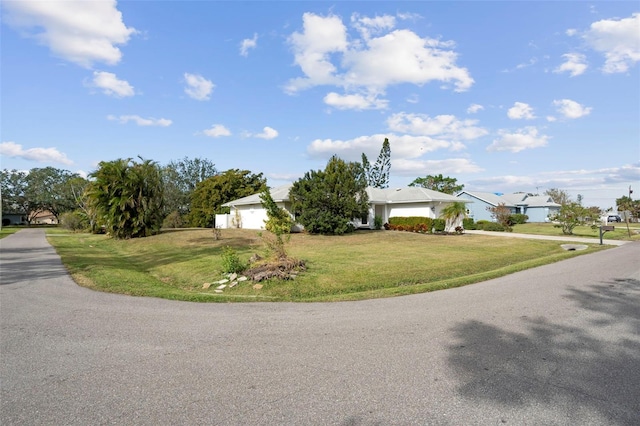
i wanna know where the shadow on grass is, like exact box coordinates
[447,278,640,424]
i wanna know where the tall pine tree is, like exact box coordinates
[362,138,391,188]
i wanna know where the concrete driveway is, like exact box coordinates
[1,229,639,425]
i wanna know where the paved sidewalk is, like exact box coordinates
[464,229,629,246]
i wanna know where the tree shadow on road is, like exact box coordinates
[447,278,640,424]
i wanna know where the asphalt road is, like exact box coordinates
[1,229,639,425]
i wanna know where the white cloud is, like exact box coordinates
[285,13,348,93]
[324,92,388,110]
[488,127,549,153]
[308,133,452,162]
[467,104,484,114]
[351,13,396,40]
[554,53,588,77]
[583,13,640,73]
[202,124,231,137]
[553,99,592,119]
[507,102,536,120]
[2,0,136,68]
[240,33,258,57]
[392,158,484,176]
[107,115,172,127]
[286,13,473,102]
[406,94,419,104]
[88,71,134,98]
[255,127,279,140]
[184,73,214,101]
[0,141,73,165]
[387,113,488,141]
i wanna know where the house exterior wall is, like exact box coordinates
[387,203,436,219]
[2,214,26,226]
[228,202,294,230]
[456,194,495,222]
[524,206,558,222]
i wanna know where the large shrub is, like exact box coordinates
[60,211,86,232]
[289,155,368,235]
[509,214,528,225]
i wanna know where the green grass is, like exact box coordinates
[46,227,610,302]
[0,226,23,239]
[512,222,640,241]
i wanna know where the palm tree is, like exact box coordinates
[440,201,467,233]
[88,158,164,239]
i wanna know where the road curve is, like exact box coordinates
[1,229,639,425]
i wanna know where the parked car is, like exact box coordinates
[607,215,622,222]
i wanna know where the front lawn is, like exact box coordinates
[512,222,640,241]
[0,227,23,239]
[46,228,609,302]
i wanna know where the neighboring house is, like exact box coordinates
[220,184,471,231]
[457,191,560,222]
[500,193,561,223]
[32,210,58,225]
[2,212,26,226]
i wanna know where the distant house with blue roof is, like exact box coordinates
[457,191,560,223]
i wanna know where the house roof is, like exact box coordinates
[457,191,515,207]
[458,191,560,208]
[223,184,469,207]
[367,186,466,204]
[222,184,292,207]
[518,195,560,208]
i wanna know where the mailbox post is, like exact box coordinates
[599,225,614,245]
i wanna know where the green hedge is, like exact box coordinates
[509,213,528,224]
[386,216,450,233]
[481,222,506,232]
[463,218,476,230]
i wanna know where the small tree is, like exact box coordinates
[550,202,599,235]
[410,174,464,195]
[290,155,369,235]
[441,202,467,233]
[260,187,293,259]
[544,188,571,206]
[487,203,513,232]
[188,169,265,228]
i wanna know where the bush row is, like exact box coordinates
[384,215,525,233]
[385,217,446,233]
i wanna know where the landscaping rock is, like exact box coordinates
[229,281,238,288]
[202,282,212,289]
[216,284,227,290]
[214,289,223,293]
[238,276,248,282]
[229,273,238,281]
[245,258,306,282]
[253,284,263,290]
[217,279,229,284]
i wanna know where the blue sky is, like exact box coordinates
[1,1,638,210]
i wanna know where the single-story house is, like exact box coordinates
[456,191,560,222]
[2,212,26,226]
[32,210,58,225]
[219,184,471,231]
